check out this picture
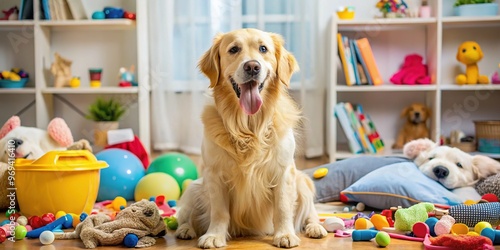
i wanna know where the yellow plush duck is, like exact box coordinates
[456,41,489,85]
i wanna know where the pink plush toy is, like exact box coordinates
[390,54,431,85]
[0,116,92,209]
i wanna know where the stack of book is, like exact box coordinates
[337,33,383,86]
[39,0,88,20]
[335,102,384,154]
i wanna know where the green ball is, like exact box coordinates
[14,225,27,240]
[147,153,198,190]
[375,231,390,247]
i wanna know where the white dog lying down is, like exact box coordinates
[404,138,500,189]
[175,29,327,248]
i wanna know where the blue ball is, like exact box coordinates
[123,233,139,248]
[96,149,145,201]
[91,11,105,20]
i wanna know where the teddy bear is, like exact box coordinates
[56,199,167,248]
[0,116,92,209]
[455,41,489,85]
[50,52,73,88]
[403,138,500,190]
[390,54,431,85]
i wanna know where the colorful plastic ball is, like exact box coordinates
[0,228,6,243]
[375,231,390,247]
[91,11,105,19]
[147,153,198,190]
[17,216,28,226]
[14,225,27,240]
[55,211,66,220]
[123,233,139,248]
[39,231,55,245]
[134,173,181,202]
[96,149,145,201]
[474,221,492,234]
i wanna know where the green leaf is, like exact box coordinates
[86,97,126,121]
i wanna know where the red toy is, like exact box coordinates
[390,54,431,85]
[1,6,19,20]
[427,234,493,250]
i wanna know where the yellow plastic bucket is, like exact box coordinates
[15,150,108,217]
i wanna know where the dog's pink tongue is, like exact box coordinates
[239,82,262,115]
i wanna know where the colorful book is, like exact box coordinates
[66,0,87,20]
[41,0,51,20]
[342,36,356,85]
[355,104,384,153]
[334,103,363,154]
[337,33,354,86]
[345,102,376,154]
[349,39,361,85]
[356,38,383,85]
[352,40,372,85]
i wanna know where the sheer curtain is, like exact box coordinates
[148,0,324,157]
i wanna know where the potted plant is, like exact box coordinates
[86,98,126,147]
[454,0,498,16]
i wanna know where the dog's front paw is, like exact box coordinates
[273,233,300,248]
[305,223,327,239]
[175,223,197,240]
[67,139,93,152]
[198,234,227,249]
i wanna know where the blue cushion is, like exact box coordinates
[341,162,463,209]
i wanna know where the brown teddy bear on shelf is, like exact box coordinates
[56,199,167,248]
[50,52,73,88]
[393,103,431,149]
[455,41,489,85]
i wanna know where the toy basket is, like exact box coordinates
[474,121,500,154]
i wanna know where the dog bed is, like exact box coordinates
[304,156,479,210]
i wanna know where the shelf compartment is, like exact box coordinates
[442,16,500,28]
[440,85,500,91]
[335,144,405,160]
[0,88,36,94]
[42,87,139,94]
[336,85,437,92]
[0,20,35,29]
[38,19,136,31]
[336,18,437,31]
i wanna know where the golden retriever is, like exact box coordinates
[393,103,431,149]
[174,29,327,248]
[404,138,500,189]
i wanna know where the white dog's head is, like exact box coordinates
[0,116,74,162]
[404,138,500,189]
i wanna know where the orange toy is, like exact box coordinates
[455,41,489,85]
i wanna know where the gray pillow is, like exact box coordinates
[303,156,411,202]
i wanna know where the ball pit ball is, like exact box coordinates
[134,173,181,201]
[474,221,492,234]
[375,231,390,247]
[15,225,28,240]
[55,211,66,220]
[356,202,365,212]
[40,231,55,245]
[96,149,145,201]
[322,217,345,232]
[17,216,28,226]
[147,153,198,190]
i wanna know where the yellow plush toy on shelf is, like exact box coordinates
[455,41,489,85]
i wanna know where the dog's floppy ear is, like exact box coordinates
[0,116,21,139]
[199,33,223,88]
[47,117,74,147]
[472,155,500,179]
[400,106,411,118]
[403,138,437,159]
[271,33,299,87]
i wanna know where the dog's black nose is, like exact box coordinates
[414,112,420,118]
[433,166,449,179]
[244,60,261,76]
[12,138,23,148]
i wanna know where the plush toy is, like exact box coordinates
[394,202,434,231]
[50,52,73,88]
[456,41,489,85]
[403,138,500,190]
[0,116,92,209]
[56,199,167,248]
[429,234,493,249]
[476,173,500,199]
[390,54,431,85]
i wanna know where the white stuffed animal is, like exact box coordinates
[0,116,92,209]
[403,138,500,190]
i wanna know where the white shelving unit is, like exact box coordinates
[329,0,500,162]
[0,0,150,152]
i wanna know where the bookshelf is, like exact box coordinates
[329,0,500,162]
[0,0,150,152]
